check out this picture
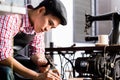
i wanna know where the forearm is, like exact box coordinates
[0,56,39,79]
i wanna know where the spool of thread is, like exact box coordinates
[96,35,109,46]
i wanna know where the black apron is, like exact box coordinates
[14,31,37,71]
[14,31,35,53]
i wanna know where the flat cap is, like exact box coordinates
[40,0,67,25]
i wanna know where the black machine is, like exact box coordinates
[84,12,120,45]
[75,12,120,80]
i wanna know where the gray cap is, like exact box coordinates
[38,0,67,25]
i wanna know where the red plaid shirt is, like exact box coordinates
[0,13,45,61]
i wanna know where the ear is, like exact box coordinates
[37,6,46,15]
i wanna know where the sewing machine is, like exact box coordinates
[67,12,120,80]
[85,12,120,45]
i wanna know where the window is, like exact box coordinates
[73,0,92,42]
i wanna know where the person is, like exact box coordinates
[0,0,67,80]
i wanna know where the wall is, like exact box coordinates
[95,0,120,35]
[73,0,91,43]
[111,0,120,12]
[31,0,42,7]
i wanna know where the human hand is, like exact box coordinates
[34,70,62,80]
[52,69,60,76]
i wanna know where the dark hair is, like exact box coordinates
[34,0,67,25]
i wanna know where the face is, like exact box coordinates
[31,7,61,33]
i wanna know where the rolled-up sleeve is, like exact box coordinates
[0,14,21,61]
[0,15,14,60]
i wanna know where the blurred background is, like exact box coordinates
[0,0,120,80]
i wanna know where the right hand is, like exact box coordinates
[34,70,61,80]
